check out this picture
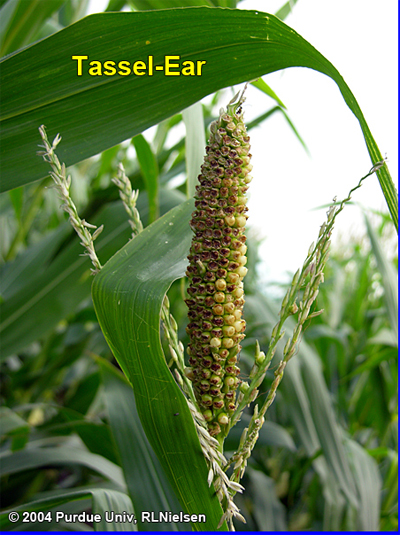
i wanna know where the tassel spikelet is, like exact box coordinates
[185,92,252,438]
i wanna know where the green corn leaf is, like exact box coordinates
[380,448,398,516]
[132,134,159,223]
[99,358,183,531]
[0,201,130,359]
[0,0,20,47]
[365,216,398,340]
[245,105,309,153]
[224,416,296,452]
[0,446,126,487]
[251,77,286,109]
[0,8,397,229]
[246,469,287,531]
[0,189,184,359]
[297,345,359,506]
[344,438,381,531]
[243,292,382,529]
[275,0,299,21]
[0,406,29,436]
[92,199,228,531]
[0,0,65,57]
[8,186,23,220]
[50,409,120,465]
[0,223,69,299]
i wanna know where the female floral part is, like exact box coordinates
[185,92,252,439]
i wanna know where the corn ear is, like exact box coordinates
[185,92,252,437]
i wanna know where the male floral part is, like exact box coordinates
[184,92,251,440]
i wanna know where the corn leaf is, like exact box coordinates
[0,190,184,359]
[0,0,65,57]
[365,216,398,340]
[244,292,382,530]
[0,406,29,436]
[0,446,126,487]
[100,359,183,531]
[275,0,299,21]
[251,78,286,109]
[246,469,287,531]
[0,223,69,300]
[224,416,296,452]
[344,438,381,531]
[92,199,228,531]
[132,134,159,223]
[0,8,397,228]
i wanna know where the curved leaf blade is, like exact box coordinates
[365,216,398,339]
[0,8,396,229]
[92,199,228,531]
[0,190,185,359]
[251,77,286,109]
[100,359,182,531]
[132,134,159,223]
[0,446,126,488]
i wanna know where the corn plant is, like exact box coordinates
[0,0,397,532]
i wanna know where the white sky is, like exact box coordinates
[237,0,398,285]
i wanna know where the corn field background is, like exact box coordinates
[0,0,398,532]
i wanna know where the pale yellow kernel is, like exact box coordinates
[215,279,226,291]
[224,303,235,314]
[223,326,235,337]
[238,255,247,266]
[236,266,248,278]
[210,337,222,348]
[234,320,245,333]
[234,287,244,298]
[238,244,247,255]
[225,215,235,226]
[227,272,240,284]
[222,337,234,348]
[224,376,236,387]
[233,309,241,320]
[235,215,247,228]
[224,314,235,325]
[218,413,229,425]
[213,304,224,315]
[214,292,225,303]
